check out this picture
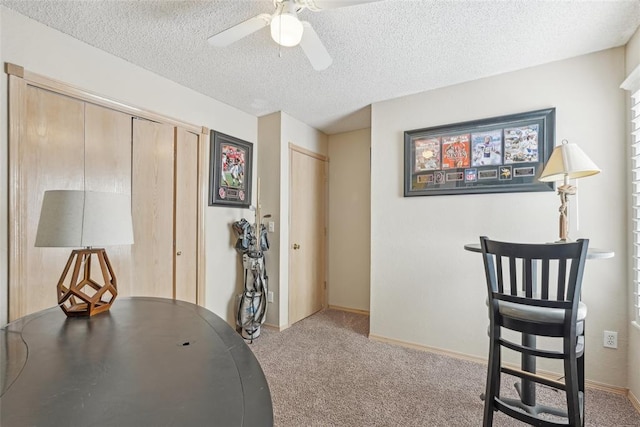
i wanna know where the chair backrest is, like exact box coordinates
[479,236,589,333]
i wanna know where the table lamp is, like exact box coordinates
[538,140,600,242]
[35,190,134,317]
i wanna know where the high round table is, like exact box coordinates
[0,297,273,427]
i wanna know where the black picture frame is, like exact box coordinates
[209,131,253,207]
[404,108,555,197]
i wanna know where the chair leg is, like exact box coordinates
[578,350,585,426]
[564,351,582,426]
[483,326,500,427]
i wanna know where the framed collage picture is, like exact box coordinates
[404,108,556,197]
[209,131,253,207]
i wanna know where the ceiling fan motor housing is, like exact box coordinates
[271,0,304,47]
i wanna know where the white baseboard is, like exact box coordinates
[368,333,629,396]
[328,305,370,316]
[369,333,486,365]
[629,390,640,414]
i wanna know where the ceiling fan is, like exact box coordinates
[207,0,380,71]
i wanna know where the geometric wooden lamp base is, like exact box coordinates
[57,248,118,317]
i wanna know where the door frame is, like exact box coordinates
[288,143,328,326]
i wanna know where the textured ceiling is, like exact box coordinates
[2,0,639,134]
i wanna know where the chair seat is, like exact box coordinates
[498,300,587,324]
[485,297,587,324]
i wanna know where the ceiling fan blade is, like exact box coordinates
[299,0,382,11]
[208,14,271,47]
[299,21,332,71]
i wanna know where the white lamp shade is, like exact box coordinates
[35,190,134,247]
[270,3,303,47]
[539,142,601,182]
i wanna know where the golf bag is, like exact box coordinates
[233,218,269,342]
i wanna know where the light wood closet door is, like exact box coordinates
[16,87,85,319]
[84,103,133,297]
[11,88,133,320]
[132,118,175,298]
[9,72,205,321]
[174,128,199,304]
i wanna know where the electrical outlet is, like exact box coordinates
[267,291,274,303]
[268,221,275,233]
[604,331,618,349]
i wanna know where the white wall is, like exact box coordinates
[370,48,628,387]
[327,128,371,311]
[0,7,258,326]
[625,26,640,403]
[257,111,328,328]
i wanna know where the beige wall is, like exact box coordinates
[327,129,371,312]
[257,113,282,327]
[370,48,628,387]
[627,27,640,75]
[625,26,640,404]
[0,7,258,326]
[257,111,328,328]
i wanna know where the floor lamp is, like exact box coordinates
[538,140,600,242]
[35,190,134,317]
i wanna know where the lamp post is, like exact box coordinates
[539,140,600,242]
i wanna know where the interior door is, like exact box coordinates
[289,147,327,325]
[132,118,175,298]
[174,128,199,304]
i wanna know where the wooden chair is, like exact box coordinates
[479,236,589,427]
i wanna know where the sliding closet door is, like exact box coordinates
[12,87,85,319]
[132,118,175,298]
[9,87,133,320]
[84,103,133,296]
[174,128,199,304]
[8,67,207,321]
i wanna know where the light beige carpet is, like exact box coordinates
[249,309,640,426]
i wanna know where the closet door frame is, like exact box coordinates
[6,63,208,320]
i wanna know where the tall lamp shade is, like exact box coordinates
[36,190,134,317]
[538,140,600,241]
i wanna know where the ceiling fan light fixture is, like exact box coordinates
[270,3,304,47]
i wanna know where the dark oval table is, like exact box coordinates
[0,297,273,427]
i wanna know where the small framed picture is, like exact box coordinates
[209,131,253,208]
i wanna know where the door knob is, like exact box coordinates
[293,243,300,250]
[176,251,182,256]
